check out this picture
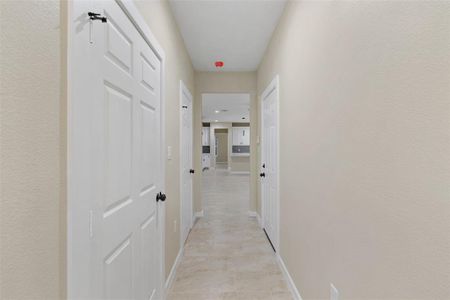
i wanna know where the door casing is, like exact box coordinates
[179,80,193,246]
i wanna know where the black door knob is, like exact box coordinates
[260,172,265,177]
[190,169,195,174]
[156,192,166,202]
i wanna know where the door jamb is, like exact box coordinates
[260,75,280,252]
[67,0,167,296]
[179,80,193,246]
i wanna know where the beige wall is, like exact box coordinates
[194,72,258,213]
[0,1,66,298]
[257,1,450,299]
[134,0,195,280]
[1,1,193,295]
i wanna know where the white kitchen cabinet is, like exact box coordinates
[232,127,250,146]
[202,127,210,146]
[202,153,211,168]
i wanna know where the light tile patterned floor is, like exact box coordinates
[167,165,293,300]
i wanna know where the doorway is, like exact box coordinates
[260,75,280,252]
[215,128,229,167]
[201,93,251,216]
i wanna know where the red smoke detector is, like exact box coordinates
[215,61,224,68]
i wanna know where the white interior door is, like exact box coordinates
[180,81,193,245]
[69,1,164,299]
[261,76,279,252]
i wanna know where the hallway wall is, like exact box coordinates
[194,72,258,214]
[257,1,450,299]
[134,0,195,282]
[0,1,66,298]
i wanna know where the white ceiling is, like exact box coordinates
[169,0,287,72]
[202,93,250,122]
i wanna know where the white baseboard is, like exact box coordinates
[230,171,250,175]
[193,210,204,223]
[276,253,302,300]
[256,212,262,228]
[165,247,184,292]
[248,210,262,228]
[249,211,262,228]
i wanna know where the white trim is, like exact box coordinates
[165,247,184,293]
[195,210,204,217]
[68,0,167,297]
[249,211,262,228]
[248,210,262,228]
[256,212,262,228]
[230,171,250,175]
[179,80,193,248]
[193,210,204,222]
[117,0,165,61]
[276,253,303,300]
[260,75,281,252]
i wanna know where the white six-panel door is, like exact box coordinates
[261,76,279,252]
[180,81,193,245]
[69,1,164,299]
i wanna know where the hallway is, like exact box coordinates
[167,168,292,300]
[2,0,450,299]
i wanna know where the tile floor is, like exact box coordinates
[167,165,293,300]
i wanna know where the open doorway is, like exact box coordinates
[215,128,229,169]
[201,93,251,172]
[201,93,251,216]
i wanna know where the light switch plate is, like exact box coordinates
[330,283,339,300]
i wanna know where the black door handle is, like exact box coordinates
[190,169,195,174]
[156,192,166,202]
[260,172,265,178]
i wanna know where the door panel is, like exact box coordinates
[104,237,133,300]
[70,1,163,298]
[104,82,133,212]
[104,13,133,75]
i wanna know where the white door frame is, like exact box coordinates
[179,80,193,246]
[67,0,167,297]
[260,75,280,252]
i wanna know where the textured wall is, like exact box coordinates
[0,1,64,299]
[134,0,195,281]
[194,72,258,213]
[257,1,450,298]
